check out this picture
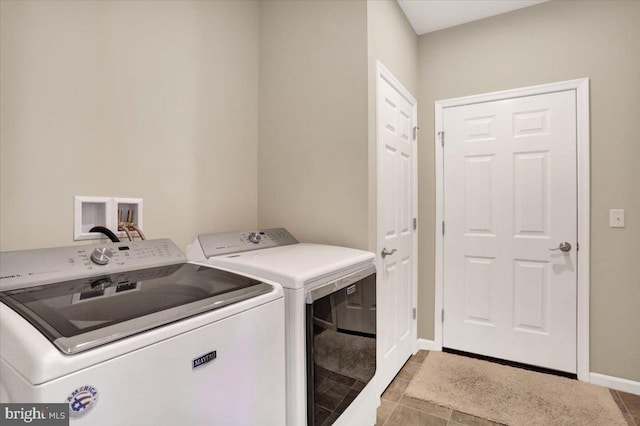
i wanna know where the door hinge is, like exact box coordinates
[442,221,445,235]
[413,217,417,230]
[438,131,444,147]
[413,126,419,141]
[413,308,416,320]
[441,309,445,322]
[577,242,580,251]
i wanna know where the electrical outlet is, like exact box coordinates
[609,209,625,228]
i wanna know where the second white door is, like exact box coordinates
[443,90,578,373]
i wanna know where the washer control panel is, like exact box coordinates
[0,239,185,291]
[198,228,298,258]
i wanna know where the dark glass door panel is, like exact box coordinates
[306,273,376,425]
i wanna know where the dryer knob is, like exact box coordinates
[91,247,113,265]
[248,232,262,244]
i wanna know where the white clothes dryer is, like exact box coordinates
[0,239,285,426]
[187,228,378,426]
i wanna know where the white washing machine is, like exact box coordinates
[187,228,378,426]
[0,239,285,426]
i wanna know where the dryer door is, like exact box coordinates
[305,265,376,425]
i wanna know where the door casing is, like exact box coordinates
[434,79,590,381]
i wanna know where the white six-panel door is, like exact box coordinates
[443,90,578,373]
[376,63,417,392]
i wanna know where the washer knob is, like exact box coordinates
[91,247,113,265]
[248,232,262,244]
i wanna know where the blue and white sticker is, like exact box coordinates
[66,385,99,419]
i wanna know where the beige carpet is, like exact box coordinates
[405,351,627,426]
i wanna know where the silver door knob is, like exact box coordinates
[549,242,572,252]
[381,248,397,258]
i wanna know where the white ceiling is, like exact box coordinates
[397,0,549,35]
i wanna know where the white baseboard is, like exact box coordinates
[590,372,640,396]
[415,338,437,351]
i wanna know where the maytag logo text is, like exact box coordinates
[192,350,217,369]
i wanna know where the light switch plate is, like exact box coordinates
[610,209,625,228]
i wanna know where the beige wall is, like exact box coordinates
[366,0,417,94]
[257,0,369,250]
[366,0,418,251]
[256,0,418,252]
[0,0,259,251]
[418,0,640,381]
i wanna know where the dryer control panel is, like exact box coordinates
[198,228,298,258]
[0,239,185,291]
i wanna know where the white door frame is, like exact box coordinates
[434,79,590,381]
[375,60,418,368]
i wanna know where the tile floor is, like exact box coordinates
[376,350,640,426]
